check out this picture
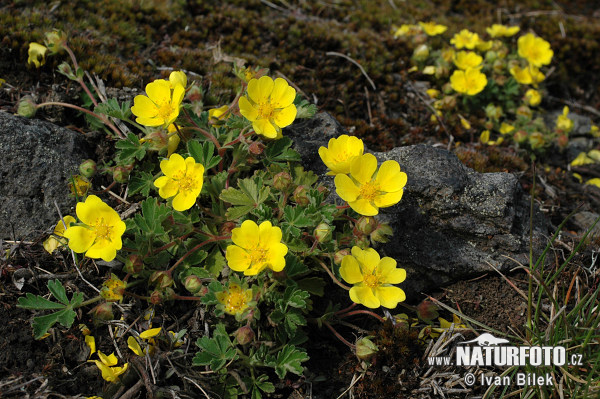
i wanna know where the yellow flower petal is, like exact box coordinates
[131,95,159,118]
[85,335,96,357]
[128,336,143,356]
[270,78,296,108]
[85,240,117,262]
[272,105,297,129]
[340,255,363,284]
[375,286,406,308]
[253,119,278,138]
[146,79,171,106]
[27,42,47,68]
[173,189,197,211]
[334,173,360,202]
[64,226,95,253]
[350,286,380,308]
[169,71,187,88]
[226,245,251,272]
[98,351,118,367]
[375,160,406,192]
[350,199,378,216]
[248,75,274,104]
[373,190,404,208]
[350,154,377,184]
[232,220,260,248]
[238,96,258,121]
[140,327,162,339]
[376,257,405,284]
[75,195,104,225]
[160,153,185,177]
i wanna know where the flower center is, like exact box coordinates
[94,218,113,241]
[249,246,268,265]
[257,102,275,120]
[173,171,197,192]
[363,274,379,288]
[157,102,174,120]
[359,180,380,202]
[224,288,247,313]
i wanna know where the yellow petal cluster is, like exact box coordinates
[28,42,48,68]
[216,283,253,316]
[450,29,480,50]
[453,51,483,70]
[238,76,297,139]
[556,106,573,133]
[131,73,186,127]
[571,150,600,167]
[208,105,230,125]
[128,327,161,356]
[63,195,126,262]
[318,135,364,175]
[524,89,541,106]
[509,64,544,86]
[89,351,128,383]
[392,24,419,38]
[226,220,288,275]
[334,154,407,216]
[100,274,126,302]
[154,153,205,211]
[486,24,520,38]
[518,33,553,67]
[43,215,76,254]
[339,247,406,309]
[418,21,447,36]
[450,68,487,95]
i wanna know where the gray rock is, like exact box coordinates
[287,113,549,298]
[0,111,93,239]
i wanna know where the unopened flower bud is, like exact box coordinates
[149,271,174,289]
[220,221,237,236]
[371,223,393,243]
[292,185,309,206]
[273,172,292,191]
[314,223,332,243]
[440,96,456,111]
[434,65,449,79]
[184,275,204,294]
[79,159,97,178]
[89,302,114,324]
[412,44,430,62]
[124,254,143,274]
[516,105,532,120]
[492,59,505,74]
[442,82,453,95]
[44,30,67,54]
[528,132,545,149]
[416,300,439,322]
[495,75,507,86]
[113,165,131,183]
[356,217,377,235]
[485,104,503,121]
[57,62,75,79]
[248,141,265,155]
[485,50,498,63]
[150,290,162,305]
[17,96,37,118]
[354,235,370,249]
[513,130,528,144]
[234,325,255,345]
[187,85,203,102]
[355,336,378,361]
[334,249,350,265]
[316,184,329,197]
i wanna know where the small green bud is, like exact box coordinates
[273,172,292,191]
[112,165,131,183]
[234,325,255,345]
[184,275,204,295]
[371,223,393,244]
[124,254,143,274]
[79,159,97,178]
[89,302,114,325]
[149,271,174,289]
[355,336,378,361]
[412,44,429,62]
[314,223,332,243]
[492,59,505,74]
[356,217,377,235]
[528,132,545,149]
[44,30,67,55]
[442,82,453,95]
[17,96,37,118]
[513,130,528,144]
[485,50,498,63]
[516,105,532,120]
[485,104,503,121]
[292,185,309,206]
[150,290,162,305]
[334,249,350,265]
[57,62,76,80]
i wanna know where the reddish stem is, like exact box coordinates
[336,204,350,210]
[338,309,385,323]
[323,320,355,349]
[335,302,357,316]
[166,235,231,274]
[151,231,195,255]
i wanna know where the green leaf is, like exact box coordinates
[205,248,226,277]
[284,254,310,278]
[296,277,325,296]
[129,171,155,197]
[115,133,147,163]
[264,137,301,164]
[188,140,222,170]
[32,309,75,339]
[48,279,69,305]
[17,294,65,310]
[193,324,237,371]
[273,345,309,379]
[95,98,132,120]
[295,98,318,119]
[284,286,310,309]
[133,198,169,236]
[220,177,270,220]
[283,206,314,228]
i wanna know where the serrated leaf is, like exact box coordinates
[284,254,309,278]
[264,137,301,164]
[18,294,65,310]
[284,287,310,309]
[116,133,147,163]
[220,188,255,206]
[284,311,306,335]
[205,248,226,277]
[283,206,314,228]
[133,198,168,236]
[274,345,309,379]
[295,97,318,119]
[193,324,237,371]
[225,205,255,220]
[188,140,222,170]
[95,98,132,120]
[129,171,155,196]
[48,279,69,305]
[220,177,270,220]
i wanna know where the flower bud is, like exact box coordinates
[516,105,532,120]
[89,302,114,325]
[371,223,393,243]
[416,300,439,322]
[485,104,503,121]
[44,30,67,54]
[17,96,37,118]
[492,59,505,74]
[113,165,131,183]
[334,249,350,265]
[314,223,332,243]
[513,130,528,144]
[557,133,568,148]
[184,275,204,294]
[354,235,370,249]
[57,62,75,79]
[494,75,507,86]
[316,184,329,198]
[292,185,309,206]
[79,159,97,178]
[528,132,545,149]
[150,290,162,305]
[412,44,430,62]
[187,85,203,102]
[355,336,378,361]
[124,254,143,274]
[248,141,265,155]
[149,271,174,289]
[485,50,498,63]
[356,217,377,235]
[434,65,449,79]
[220,221,237,236]
[442,82,453,95]
[273,172,292,191]
[440,95,456,111]
[234,325,255,345]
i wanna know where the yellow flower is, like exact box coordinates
[450,68,487,95]
[422,66,435,75]
[475,40,493,52]
[69,175,91,197]
[339,246,406,309]
[208,105,230,125]
[226,220,288,275]
[453,51,483,70]
[450,29,480,50]
[43,215,76,254]
[571,152,596,167]
[586,178,600,188]
[392,24,419,38]
[63,195,126,262]
[131,78,185,127]
[518,33,553,67]
[509,64,544,86]
[154,153,204,211]
[89,351,128,383]
[168,70,187,89]
[238,76,297,139]
[418,21,447,36]
[591,125,599,138]
[28,42,48,68]
[480,130,503,146]
[216,283,253,315]
[499,122,515,135]
[100,274,126,302]
[486,24,520,38]
[334,154,407,216]
[426,89,441,99]
[556,106,573,133]
[524,89,541,106]
[128,327,162,356]
[318,134,364,175]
